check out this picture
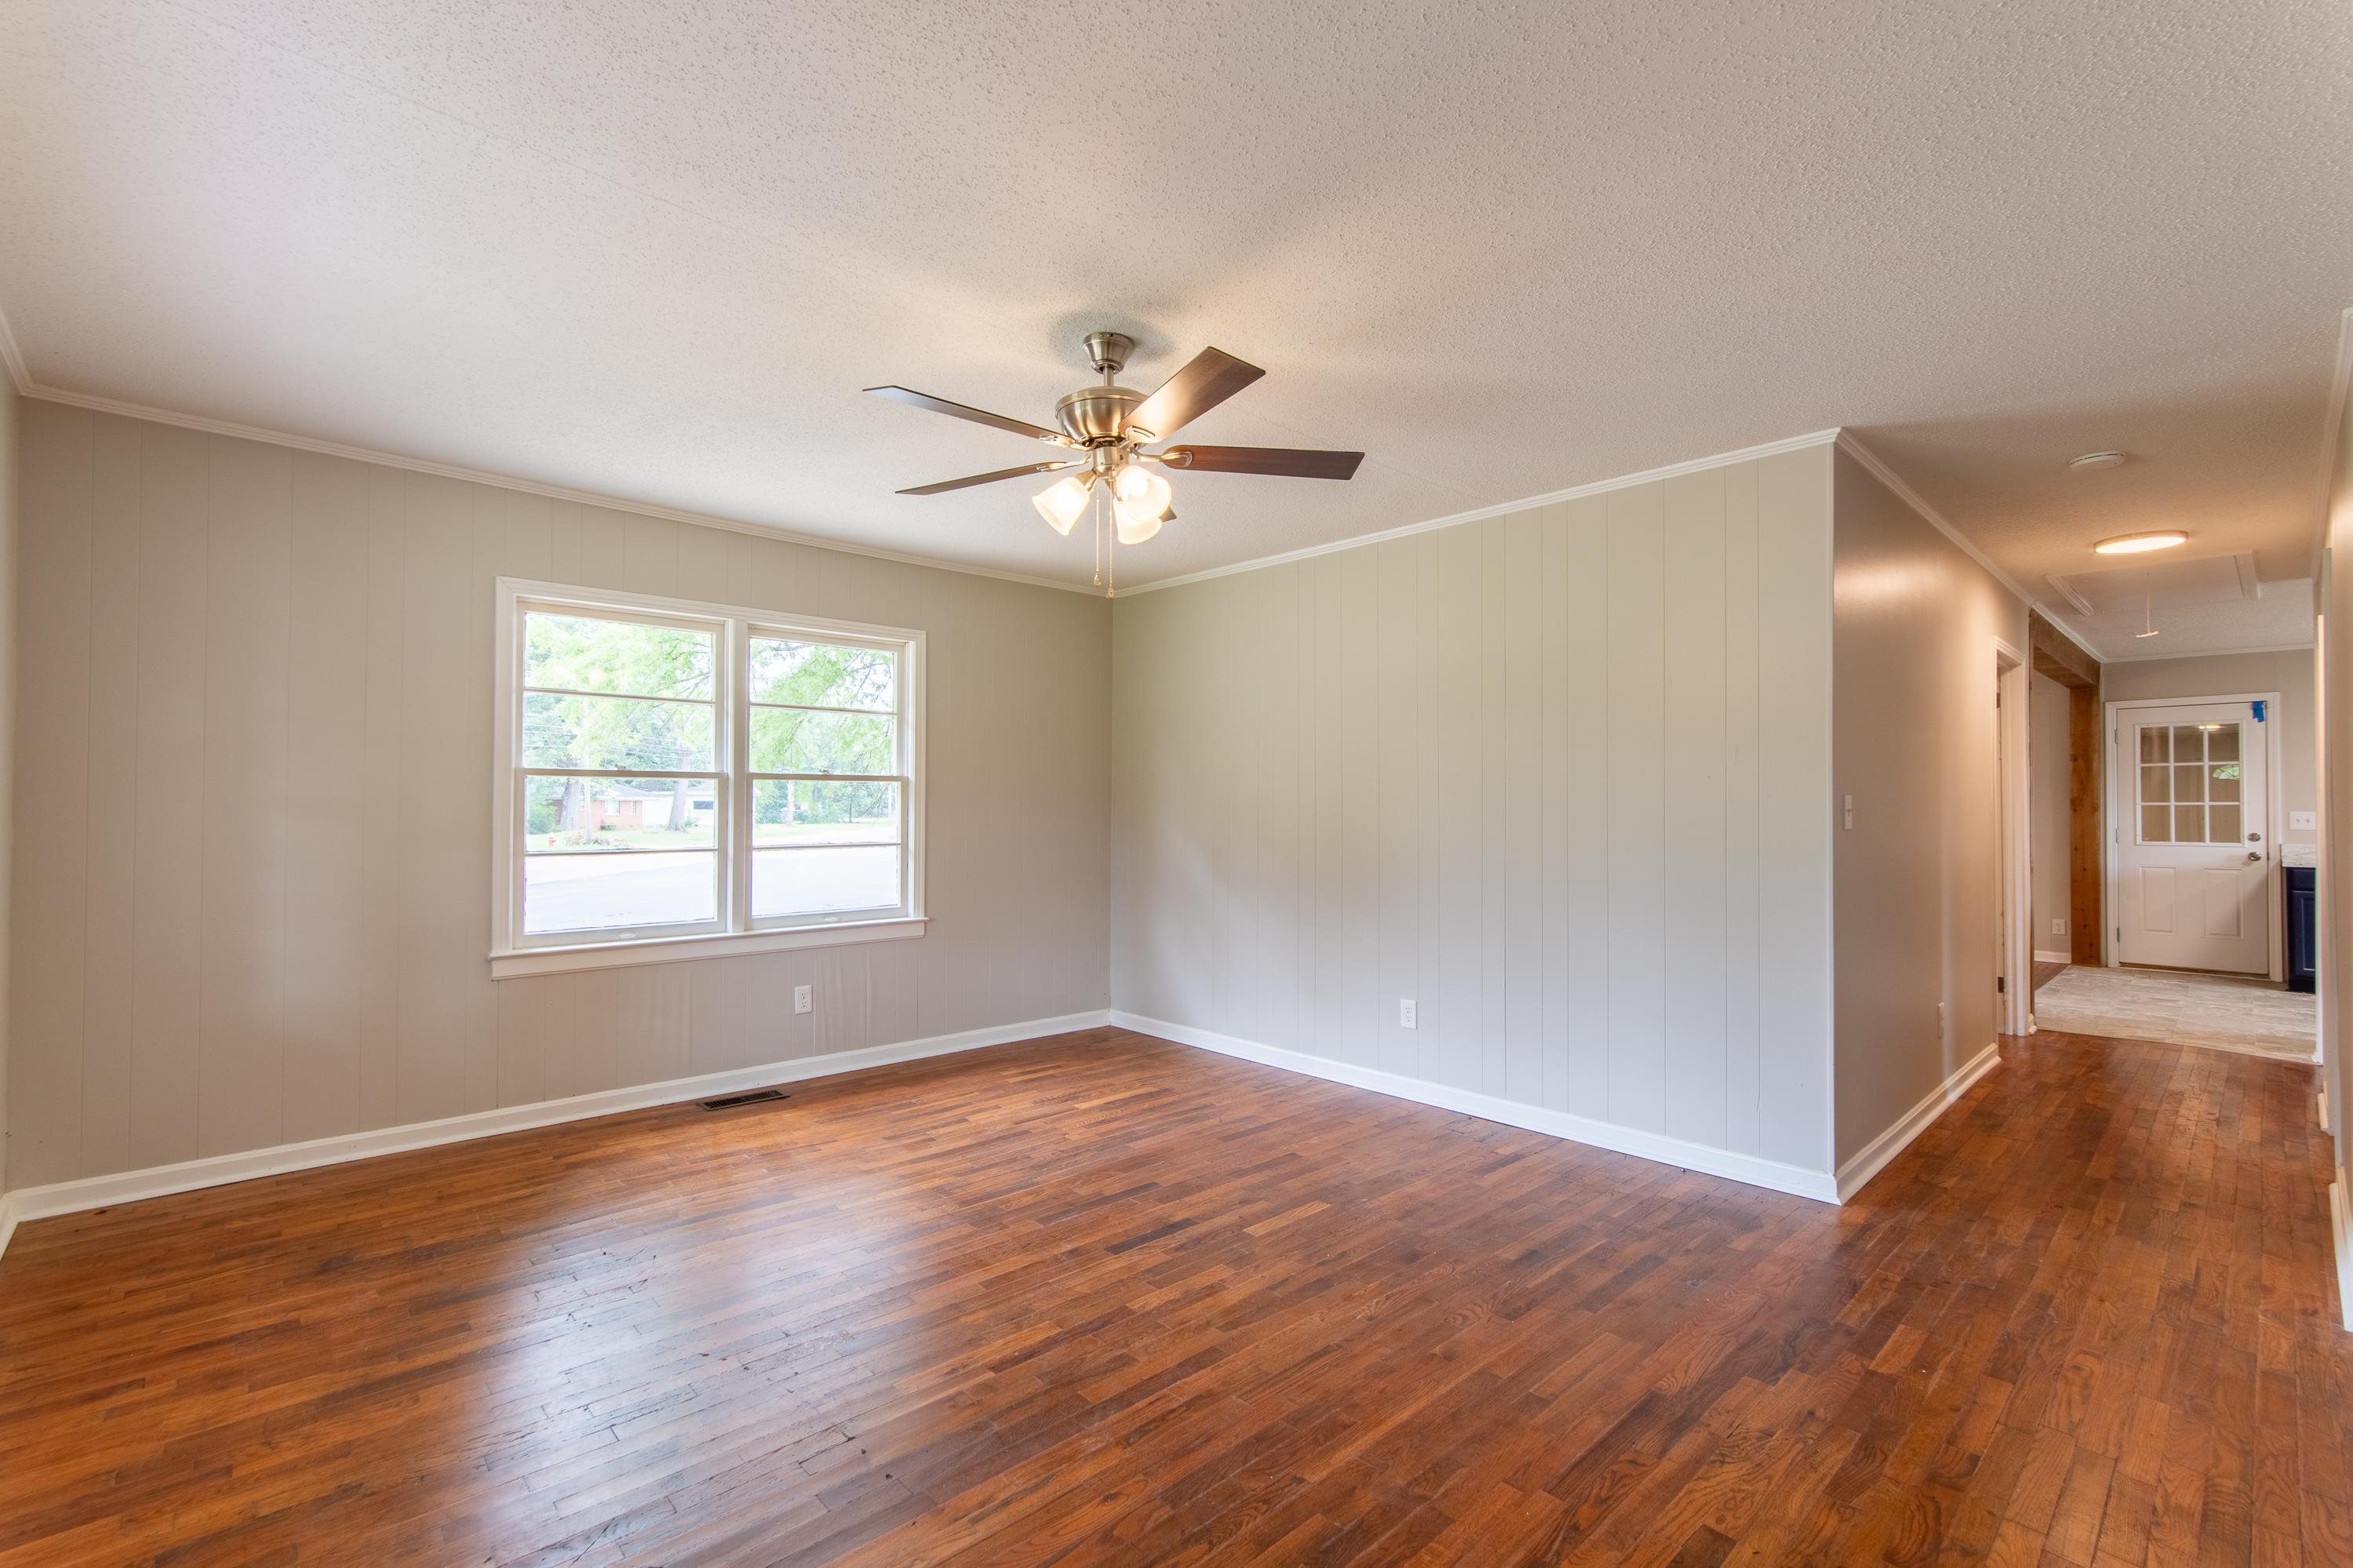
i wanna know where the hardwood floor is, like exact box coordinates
[1,1024,2346,1566]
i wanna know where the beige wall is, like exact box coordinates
[0,389,16,1192]
[2326,381,2353,1183]
[2101,649,2318,849]
[2029,671,2072,955]
[1111,446,1839,1183]
[1831,450,2028,1170]
[7,403,1112,1189]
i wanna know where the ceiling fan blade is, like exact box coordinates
[865,385,1065,445]
[1124,348,1265,440]
[896,460,1073,496]
[1160,446,1364,480]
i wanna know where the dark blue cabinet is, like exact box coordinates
[2286,865,2317,994]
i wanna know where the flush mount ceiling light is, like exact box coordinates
[2070,451,2128,471]
[2093,530,2188,555]
[867,331,1364,589]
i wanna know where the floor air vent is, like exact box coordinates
[698,1088,789,1111]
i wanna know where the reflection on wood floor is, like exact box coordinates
[0,1024,2344,1565]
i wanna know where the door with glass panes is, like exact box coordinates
[2112,700,2270,975]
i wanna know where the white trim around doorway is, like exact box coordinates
[1997,640,2033,1038]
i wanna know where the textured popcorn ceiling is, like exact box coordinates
[2,1,2348,618]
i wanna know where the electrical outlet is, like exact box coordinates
[1399,999,1417,1030]
[2050,918,2066,937]
[2292,811,2318,831]
[1936,1002,1946,1042]
[793,984,812,1016]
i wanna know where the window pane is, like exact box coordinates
[523,692,713,770]
[2171,725,2205,760]
[526,776,718,850]
[752,780,898,846]
[2141,805,2171,842]
[752,846,901,918]
[749,638,895,711]
[2174,805,2205,842]
[525,612,712,699]
[2207,726,2239,762]
[2173,763,2205,803]
[2209,803,2242,845]
[2140,765,2170,804]
[2208,765,2240,802]
[2139,727,2169,763]
[749,708,894,774]
[526,850,716,933]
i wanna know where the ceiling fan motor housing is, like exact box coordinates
[1054,384,1146,444]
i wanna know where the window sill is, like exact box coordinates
[490,917,926,980]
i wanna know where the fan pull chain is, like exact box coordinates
[1091,484,1104,589]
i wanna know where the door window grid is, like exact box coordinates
[2136,722,2243,846]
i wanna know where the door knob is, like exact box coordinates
[2247,851,2262,864]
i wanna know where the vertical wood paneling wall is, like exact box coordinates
[1110,447,1838,1177]
[8,404,1112,1188]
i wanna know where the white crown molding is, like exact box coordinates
[1110,1010,1841,1202]
[0,300,27,395]
[18,383,1104,597]
[1832,431,2107,665]
[2309,306,2353,578]
[0,1010,1112,1241]
[2097,639,2318,664]
[1116,427,1846,596]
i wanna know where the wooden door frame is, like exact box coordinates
[1997,640,2033,1038]
[2028,613,2105,967]
[2103,691,2286,982]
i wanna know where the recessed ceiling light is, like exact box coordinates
[2093,530,2187,555]
[2071,451,2128,471]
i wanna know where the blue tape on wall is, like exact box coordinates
[2253,700,2267,722]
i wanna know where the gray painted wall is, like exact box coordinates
[1110,446,1838,1180]
[2030,671,2072,955]
[0,389,16,1192]
[1830,450,2027,1169]
[7,403,1111,1188]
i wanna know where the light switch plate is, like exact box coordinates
[2291,811,2318,831]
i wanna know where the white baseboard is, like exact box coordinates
[0,1009,1112,1239]
[1109,1010,1840,1203]
[2333,1172,2353,1333]
[2034,949,2071,965]
[1834,1042,2002,1203]
[0,1192,16,1267]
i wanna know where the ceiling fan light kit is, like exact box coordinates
[869,329,1364,591]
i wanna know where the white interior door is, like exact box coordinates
[2114,700,2270,974]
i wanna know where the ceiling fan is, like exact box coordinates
[866,331,1363,548]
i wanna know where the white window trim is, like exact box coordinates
[490,577,926,980]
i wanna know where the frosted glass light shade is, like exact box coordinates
[1113,464,1173,521]
[1032,473,1090,534]
[1113,499,1164,544]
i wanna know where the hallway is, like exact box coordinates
[2032,963,2319,1062]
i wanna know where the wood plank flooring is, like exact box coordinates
[0,1024,2346,1566]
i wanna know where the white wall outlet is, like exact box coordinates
[793,984,813,1015]
[1399,999,1417,1029]
[2050,918,2066,937]
[1936,1002,1946,1042]
[1841,793,1855,831]
[2292,811,2318,831]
